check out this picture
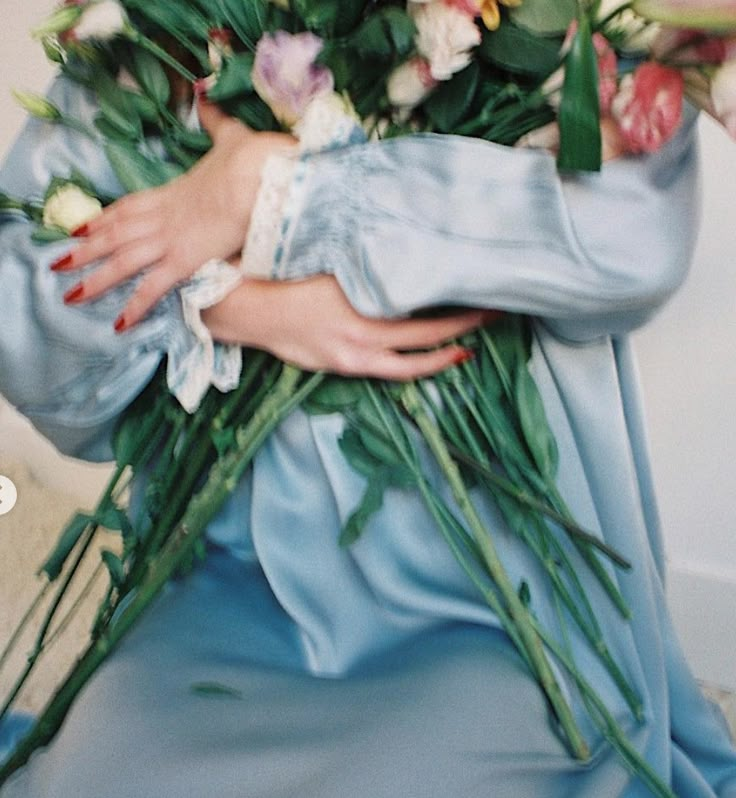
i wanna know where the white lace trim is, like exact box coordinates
[241,152,298,279]
[167,258,245,413]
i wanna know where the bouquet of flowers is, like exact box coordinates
[2,0,736,794]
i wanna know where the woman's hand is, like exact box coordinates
[52,97,296,331]
[202,275,497,380]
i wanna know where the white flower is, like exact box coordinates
[712,59,736,138]
[410,1,482,81]
[74,1,128,42]
[43,184,103,233]
[387,57,438,108]
[598,0,660,54]
[293,92,362,152]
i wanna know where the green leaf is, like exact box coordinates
[216,0,265,45]
[510,0,577,35]
[224,93,278,132]
[190,681,244,699]
[129,48,171,107]
[101,549,125,587]
[339,471,388,546]
[104,141,184,192]
[351,7,416,60]
[514,362,559,481]
[39,513,93,580]
[294,0,367,36]
[478,22,562,78]
[96,503,132,536]
[339,427,381,479]
[425,62,479,133]
[31,226,69,244]
[557,14,601,172]
[305,377,365,415]
[208,53,255,102]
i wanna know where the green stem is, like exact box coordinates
[0,367,322,785]
[128,31,198,83]
[399,382,589,760]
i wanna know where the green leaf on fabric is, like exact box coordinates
[340,471,388,546]
[425,62,479,132]
[514,362,559,480]
[31,226,69,244]
[39,513,93,580]
[510,0,577,35]
[190,681,244,699]
[557,14,602,172]
[478,22,561,78]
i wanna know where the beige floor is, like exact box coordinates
[1,454,734,744]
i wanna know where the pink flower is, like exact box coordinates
[652,26,736,62]
[593,33,619,114]
[252,31,334,128]
[547,27,619,115]
[612,61,684,153]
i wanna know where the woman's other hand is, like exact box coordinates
[52,97,296,331]
[203,274,498,380]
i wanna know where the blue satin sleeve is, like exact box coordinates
[0,78,184,461]
[275,108,700,343]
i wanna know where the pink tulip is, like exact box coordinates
[612,61,685,153]
[633,0,736,30]
[252,31,334,128]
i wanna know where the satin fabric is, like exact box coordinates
[1,78,735,797]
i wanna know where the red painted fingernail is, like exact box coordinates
[50,253,74,271]
[193,78,209,98]
[63,283,85,304]
[453,348,475,366]
[113,314,127,334]
[70,223,89,237]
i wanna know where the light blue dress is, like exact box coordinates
[1,78,735,797]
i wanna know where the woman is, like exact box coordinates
[0,71,735,797]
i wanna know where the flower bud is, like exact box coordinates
[387,58,439,109]
[43,184,103,233]
[12,90,62,121]
[31,5,83,38]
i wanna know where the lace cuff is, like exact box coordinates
[166,258,244,413]
[242,93,366,281]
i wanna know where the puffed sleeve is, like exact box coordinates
[273,106,700,343]
[0,77,181,461]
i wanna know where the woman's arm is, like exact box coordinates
[0,78,176,460]
[274,107,700,343]
[0,80,484,459]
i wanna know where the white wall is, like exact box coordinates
[1,1,735,685]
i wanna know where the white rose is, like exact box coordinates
[410,1,481,81]
[387,57,438,108]
[43,184,103,233]
[74,1,128,41]
[293,92,362,152]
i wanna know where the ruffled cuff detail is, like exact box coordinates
[166,258,245,413]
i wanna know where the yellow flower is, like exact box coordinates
[479,0,522,31]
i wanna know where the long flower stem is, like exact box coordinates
[0,366,322,785]
[398,382,589,760]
